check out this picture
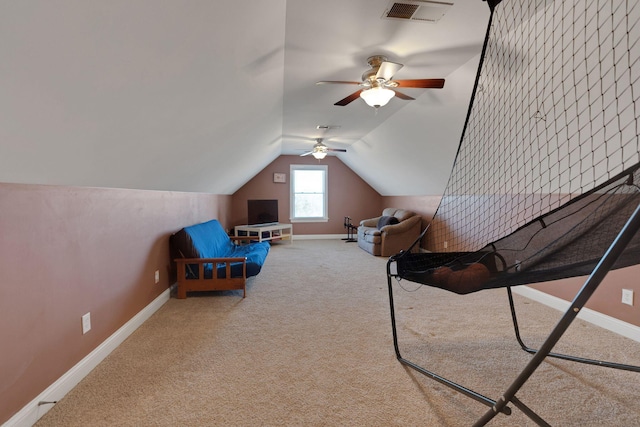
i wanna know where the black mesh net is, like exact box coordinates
[394,0,640,294]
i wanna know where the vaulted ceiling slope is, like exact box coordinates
[0,0,490,196]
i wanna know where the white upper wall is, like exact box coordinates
[0,0,490,195]
[0,0,286,194]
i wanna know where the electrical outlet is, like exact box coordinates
[622,289,634,306]
[154,270,160,284]
[82,312,91,334]
[443,241,448,249]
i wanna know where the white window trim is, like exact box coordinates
[290,164,329,223]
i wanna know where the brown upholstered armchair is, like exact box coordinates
[357,208,422,256]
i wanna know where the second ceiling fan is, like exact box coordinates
[300,138,346,160]
[317,55,445,108]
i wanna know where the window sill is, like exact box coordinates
[290,217,329,223]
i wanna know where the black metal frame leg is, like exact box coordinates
[387,262,512,416]
[507,287,640,373]
[387,202,640,426]
[474,202,640,426]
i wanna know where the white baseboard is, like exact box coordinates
[512,286,640,343]
[4,287,171,427]
[293,234,351,240]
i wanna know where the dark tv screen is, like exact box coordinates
[247,199,279,226]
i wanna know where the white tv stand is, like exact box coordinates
[234,223,293,243]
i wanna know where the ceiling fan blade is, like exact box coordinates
[327,148,347,152]
[334,90,363,106]
[393,90,415,100]
[394,78,445,88]
[300,151,313,157]
[316,81,361,85]
[376,61,403,81]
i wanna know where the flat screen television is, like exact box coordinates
[247,199,279,226]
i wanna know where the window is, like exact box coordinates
[290,164,328,222]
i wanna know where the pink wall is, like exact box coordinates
[0,183,231,424]
[231,155,384,234]
[2,179,637,424]
[529,265,640,327]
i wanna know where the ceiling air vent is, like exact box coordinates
[382,0,453,23]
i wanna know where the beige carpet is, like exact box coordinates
[36,240,640,426]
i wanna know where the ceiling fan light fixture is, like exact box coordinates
[312,151,327,160]
[360,87,395,108]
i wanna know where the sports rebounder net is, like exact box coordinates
[387,0,640,425]
[395,0,640,293]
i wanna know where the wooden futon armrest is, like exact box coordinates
[174,257,248,299]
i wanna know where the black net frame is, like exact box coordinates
[396,164,640,294]
[393,0,640,294]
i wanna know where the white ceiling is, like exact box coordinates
[0,0,490,196]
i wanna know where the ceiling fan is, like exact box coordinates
[317,55,445,108]
[300,138,347,160]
